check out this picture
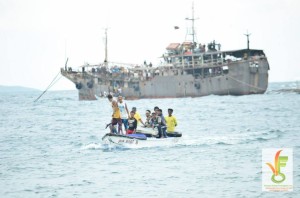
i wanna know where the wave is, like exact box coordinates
[96,135,237,151]
[81,128,284,151]
[81,143,103,150]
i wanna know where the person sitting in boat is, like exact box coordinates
[153,106,160,121]
[127,111,137,134]
[165,108,177,134]
[150,112,157,128]
[107,94,123,134]
[152,107,160,127]
[132,107,146,126]
[156,109,167,138]
[144,110,152,127]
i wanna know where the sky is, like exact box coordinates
[0,0,300,90]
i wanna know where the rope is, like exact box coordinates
[227,75,265,91]
[34,71,62,102]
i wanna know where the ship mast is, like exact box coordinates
[244,30,251,50]
[185,1,198,50]
[104,28,108,65]
[192,2,195,46]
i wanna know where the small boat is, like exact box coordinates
[102,132,182,148]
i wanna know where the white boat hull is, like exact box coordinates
[102,133,181,148]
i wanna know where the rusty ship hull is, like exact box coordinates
[61,48,269,100]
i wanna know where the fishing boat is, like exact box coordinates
[61,5,269,100]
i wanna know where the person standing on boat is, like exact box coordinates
[117,96,129,132]
[156,109,167,138]
[107,94,123,134]
[132,107,146,126]
[127,111,137,134]
[165,108,177,134]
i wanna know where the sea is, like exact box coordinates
[0,82,299,198]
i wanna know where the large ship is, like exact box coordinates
[61,11,269,100]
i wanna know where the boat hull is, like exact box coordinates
[61,56,269,100]
[102,133,181,148]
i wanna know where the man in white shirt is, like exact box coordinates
[117,96,129,133]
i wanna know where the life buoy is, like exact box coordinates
[87,81,93,89]
[75,82,82,89]
[194,82,201,89]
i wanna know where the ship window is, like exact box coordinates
[203,68,209,77]
[223,66,229,74]
[203,54,211,63]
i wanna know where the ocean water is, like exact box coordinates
[0,82,299,198]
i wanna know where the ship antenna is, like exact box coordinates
[104,28,108,66]
[244,30,251,50]
[185,1,199,50]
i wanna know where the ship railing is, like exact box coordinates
[171,58,226,68]
[84,71,145,83]
[60,67,79,74]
